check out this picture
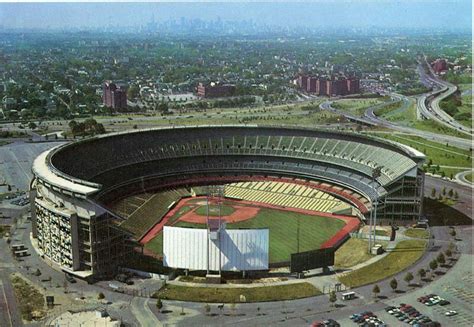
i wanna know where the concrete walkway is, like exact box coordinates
[130,297,162,327]
[455,170,474,188]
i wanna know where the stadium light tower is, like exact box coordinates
[368,166,382,253]
[206,185,225,278]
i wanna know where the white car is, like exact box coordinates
[445,310,457,316]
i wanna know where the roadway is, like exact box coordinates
[320,95,473,151]
[416,56,473,136]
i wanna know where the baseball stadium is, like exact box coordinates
[30,125,425,280]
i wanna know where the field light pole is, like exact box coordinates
[368,166,382,253]
[206,186,210,275]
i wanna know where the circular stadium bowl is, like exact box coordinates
[31,125,426,279]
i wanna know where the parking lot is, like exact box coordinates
[0,141,64,191]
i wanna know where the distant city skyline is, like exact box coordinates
[0,1,471,32]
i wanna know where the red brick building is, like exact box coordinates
[297,75,308,90]
[103,81,128,111]
[347,78,360,94]
[197,82,236,98]
[296,74,359,97]
[431,59,448,74]
[307,77,318,93]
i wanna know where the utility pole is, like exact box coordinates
[296,217,300,253]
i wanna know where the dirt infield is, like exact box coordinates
[179,204,260,224]
[140,196,361,247]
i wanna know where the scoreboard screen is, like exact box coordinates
[290,247,335,273]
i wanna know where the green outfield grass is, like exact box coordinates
[145,206,346,263]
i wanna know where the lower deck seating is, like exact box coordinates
[119,188,191,238]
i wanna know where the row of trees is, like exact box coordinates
[430,187,459,201]
[372,244,456,299]
[68,119,106,136]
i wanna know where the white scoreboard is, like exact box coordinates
[163,226,269,271]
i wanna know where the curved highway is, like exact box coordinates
[417,57,473,136]
[320,95,473,151]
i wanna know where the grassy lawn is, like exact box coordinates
[410,119,471,139]
[371,99,470,139]
[154,282,321,303]
[385,100,417,123]
[332,98,387,116]
[10,274,45,321]
[335,238,387,269]
[440,84,472,128]
[145,207,346,263]
[375,229,389,237]
[338,239,427,288]
[101,99,345,130]
[466,172,473,182]
[194,204,235,217]
[404,228,430,239]
[376,133,471,178]
[433,168,469,180]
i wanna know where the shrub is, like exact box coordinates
[389,278,398,292]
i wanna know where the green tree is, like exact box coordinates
[127,85,139,99]
[28,122,37,130]
[449,229,456,238]
[437,253,445,266]
[329,290,337,307]
[445,249,452,259]
[156,298,163,310]
[404,272,414,286]
[430,188,436,198]
[97,292,105,300]
[68,120,78,130]
[448,189,453,198]
[429,259,438,272]
[204,303,211,315]
[372,284,380,299]
[417,268,426,282]
[389,278,398,292]
[157,102,169,113]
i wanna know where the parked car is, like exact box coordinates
[445,310,457,316]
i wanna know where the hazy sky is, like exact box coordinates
[0,1,472,31]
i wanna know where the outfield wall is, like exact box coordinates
[163,226,269,271]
